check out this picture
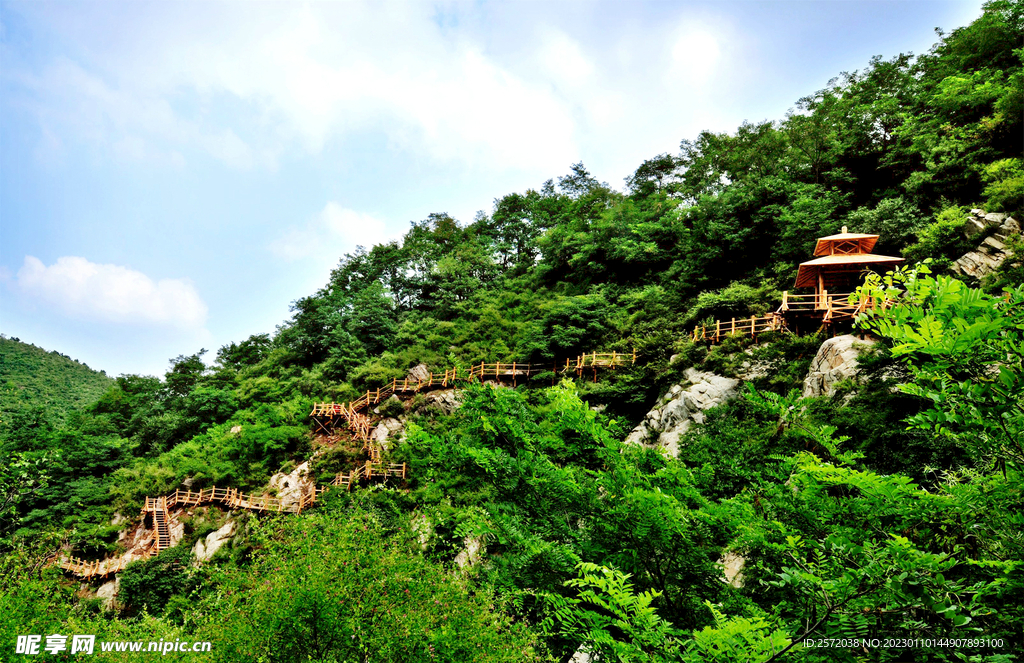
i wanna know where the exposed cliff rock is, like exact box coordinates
[454,536,486,569]
[802,335,876,398]
[371,417,406,450]
[424,389,462,414]
[953,210,1019,278]
[407,363,431,382]
[718,551,746,589]
[193,519,236,564]
[268,461,313,503]
[95,576,120,610]
[625,368,740,457]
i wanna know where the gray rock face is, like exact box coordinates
[95,577,120,611]
[802,335,876,398]
[625,368,740,457]
[964,209,1008,238]
[424,389,462,414]
[454,536,486,569]
[953,211,1019,278]
[718,552,746,589]
[407,363,431,383]
[371,417,405,450]
[268,461,312,504]
[193,520,236,564]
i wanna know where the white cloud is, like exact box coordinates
[271,202,390,262]
[536,27,596,91]
[15,256,208,329]
[10,1,579,171]
[668,24,724,87]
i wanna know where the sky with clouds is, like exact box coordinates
[1,0,984,378]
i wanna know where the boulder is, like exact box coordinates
[407,363,431,383]
[193,520,236,564]
[95,577,120,611]
[718,552,746,589]
[625,368,740,457]
[410,513,433,550]
[454,536,486,569]
[371,417,405,450]
[570,649,594,663]
[168,515,186,549]
[424,389,462,414]
[268,461,312,504]
[964,209,1005,238]
[802,335,876,398]
[953,213,1019,278]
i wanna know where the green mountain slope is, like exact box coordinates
[2,3,1023,661]
[0,336,114,428]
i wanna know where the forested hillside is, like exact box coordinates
[0,336,114,427]
[2,2,1022,661]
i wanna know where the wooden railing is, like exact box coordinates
[55,555,131,579]
[692,314,786,343]
[311,349,636,442]
[777,291,896,323]
[58,463,408,579]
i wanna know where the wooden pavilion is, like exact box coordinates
[778,226,904,329]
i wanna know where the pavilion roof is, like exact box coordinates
[794,253,904,289]
[813,232,879,256]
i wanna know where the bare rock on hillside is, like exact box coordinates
[268,461,312,504]
[407,363,431,383]
[953,212,1019,278]
[95,576,120,611]
[424,389,462,415]
[802,335,876,398]
[193,520,236,564]
[965,209,1008,238]
[625,368,740,457]
[454,536,486,569]
[718,552,746,589]
[371,417,406,451]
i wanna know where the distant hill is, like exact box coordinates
[0,335,114,428]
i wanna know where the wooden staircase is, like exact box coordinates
[145,496,171,553]
[311,350,636,444]
[59,463,408,579]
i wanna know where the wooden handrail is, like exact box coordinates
[59,460,411,578]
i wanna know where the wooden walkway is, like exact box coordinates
[691,292,900,343]
[55,462,407,579]
[691,313,786,343]
[311,350,635,444]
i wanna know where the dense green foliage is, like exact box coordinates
[0,336,113,427]
[2,3,1023,661]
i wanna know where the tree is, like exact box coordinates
[856,264,1024,467]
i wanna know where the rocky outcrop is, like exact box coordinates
[625,368,740,457]
[407,363,431,383]
[718,552,746,589]
[371,417,405,450]
[423,389,462,414]
[95,576,120,610]
[454,536,486,569]
[193,520,236,564]
[802,335,876,398]
[268,461,313,504]
[952,211,1019,278]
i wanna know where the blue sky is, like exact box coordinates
[0,0,984,378]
